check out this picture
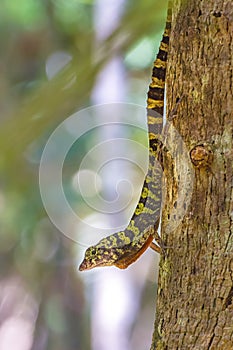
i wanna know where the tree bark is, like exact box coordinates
[151,0,233,349]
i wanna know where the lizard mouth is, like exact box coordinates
[78,259,108,271]
[79,255,120,270]
[78,261,87,271]
[78,259,95,271]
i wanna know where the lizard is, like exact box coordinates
[79,1,172,271]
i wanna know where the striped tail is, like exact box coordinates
[79,2,172,271]
[147,1,172,150]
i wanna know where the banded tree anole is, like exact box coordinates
[79,1,172,271]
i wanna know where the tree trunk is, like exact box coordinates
[151,0,233,349]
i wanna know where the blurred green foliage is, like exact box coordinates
[0,0,167,349]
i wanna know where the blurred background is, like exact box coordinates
[0,0,168,349]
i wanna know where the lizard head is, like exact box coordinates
[79,244,122,271]
[78,230,139,270]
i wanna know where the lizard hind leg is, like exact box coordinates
[150,241,161,254]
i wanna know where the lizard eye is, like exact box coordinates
[91,248,97,255]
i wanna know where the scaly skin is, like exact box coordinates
[79,2,172,271]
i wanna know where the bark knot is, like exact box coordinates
[190,143,213,168]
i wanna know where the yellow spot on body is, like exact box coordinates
[148,164,153,171]
[141,187,149,198]
[100,238,109,247]
[118,232,131,244]
[149,132,160,141]
[146,176,153,183]
[150,76,165,89]
[154,59,166,69]
[149,147,157,156]
[143,206,156,215]
[149,191,160,201]
[164,28,170,36]
[147,98,164,109]
[125,237,131,244]
[160,41,169,51]
[110,236,117,245]
[128,220,140,235]
[101,235,118,248]
[135,202,144,215]
[148,116,163,125]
